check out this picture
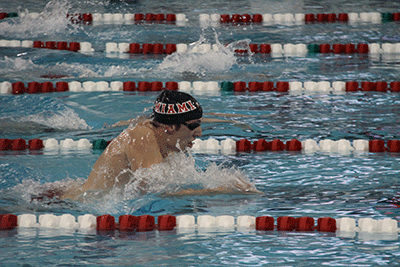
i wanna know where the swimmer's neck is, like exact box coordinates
[146,121,180,159]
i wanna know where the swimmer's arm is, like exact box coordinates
[168,187,261,196]
[168,183,262,196]
[104,115,150,128]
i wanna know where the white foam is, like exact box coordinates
[0,0,81,38]
[122,151,258,198]
[22,108,91,131]
[158,34,237,75]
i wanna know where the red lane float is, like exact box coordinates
[255,216,336,232]
[33,40,82,52]
[128,43,176,54]
[286,139,302,151]
[119,215,138,231]
[12,81,70,94]
[237,138,303,152]
[11,139,27,150]
[220,14,263,23]
[0,13,8,20]
[96,214,157,232]
[158,215,176,231]
[317,217,337,232]
[133,13,176,22]
[277,216,296,231]
[305,13,348,23]
[350,81,390,92]
[296,216,315,231]
[0,214,18,230]
[42,81,54,92]
[270,139,285,151]
[256,216,274,230]
[232,81,285,92]
[346,81,359,92]
[369,140,386,152]
[0,138,41,151]
[388,140,400,153]
[137,215,155,232]
[123,81,178,92]
[28,139,44,150]
[97,214,116,231]
[12,82,25,94]
[67,13,93,24]
[231,81,288,92]
[236,139,252,152]
[253,139,269,151]
[0,139,12,150]
[138,81,151,92]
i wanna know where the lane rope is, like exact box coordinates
[0,138,399,154]
[1,80,400,94]
[2,39,400,55]
[0,213,398,241]
[1,12,400,25]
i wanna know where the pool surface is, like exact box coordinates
[1,0,400,266]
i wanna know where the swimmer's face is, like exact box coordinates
[175,119,202,150]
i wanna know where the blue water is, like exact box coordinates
[2,0,400,266]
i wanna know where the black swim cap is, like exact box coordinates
[153,90,203,125]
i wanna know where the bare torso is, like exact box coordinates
[61,121,163,199]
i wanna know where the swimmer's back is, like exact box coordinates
[62,121,163,200]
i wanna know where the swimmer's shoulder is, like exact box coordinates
[123,120,158,144]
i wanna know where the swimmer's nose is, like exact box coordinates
[194,126,202,137]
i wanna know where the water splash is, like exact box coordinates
[157,31,252,76]
[0,94,91,132]
[0,56,105,80]
[1,56,37,71]
[0,0,81,38]
[20,108,91,131]
[83,151,259,214]
[77,151,257,201]
[6,151,258,214]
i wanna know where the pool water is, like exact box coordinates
[1,0,400,266]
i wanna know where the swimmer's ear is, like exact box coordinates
[164,124,177,134]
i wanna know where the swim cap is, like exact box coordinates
[153,90,203,125]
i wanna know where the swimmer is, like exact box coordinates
[61,90,259,200]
